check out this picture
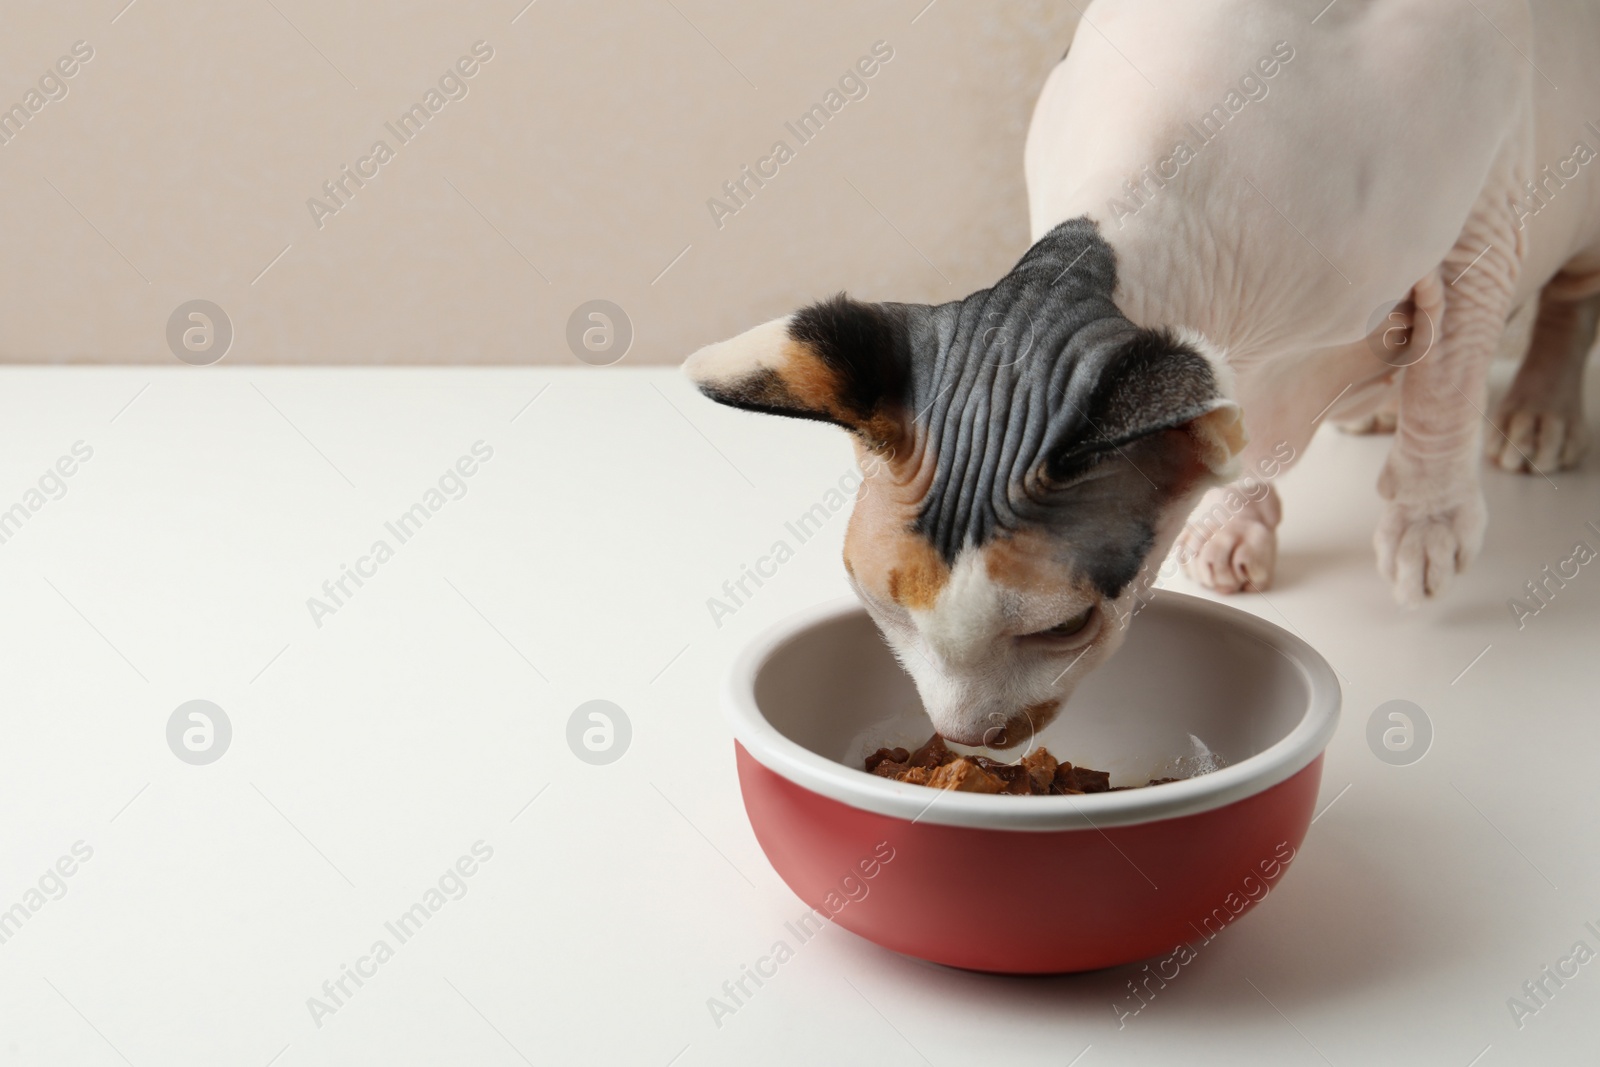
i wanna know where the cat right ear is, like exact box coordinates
[1047,325,1244,483]
[683,295,912,452]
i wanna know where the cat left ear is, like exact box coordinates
[683,295,912,452]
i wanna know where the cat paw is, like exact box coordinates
[1486,405,1586,473]
[1373,492,1486,607]
[1178,515,1278,593]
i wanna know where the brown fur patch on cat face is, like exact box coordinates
[842,434,946,614]
[979,526,1101,604]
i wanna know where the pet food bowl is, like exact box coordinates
[724,591,1340,973]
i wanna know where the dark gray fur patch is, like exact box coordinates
[899,218,1222,597]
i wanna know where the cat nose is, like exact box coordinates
[978,708,1037,750]
[925,699,1037,749]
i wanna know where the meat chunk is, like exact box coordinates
[1052,762,1111,795]
[907,734,955,769]
[1020,748,1059,792]
[864,746,910,774]
[925,759,1006,793]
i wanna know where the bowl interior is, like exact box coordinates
[752,596,1313,786]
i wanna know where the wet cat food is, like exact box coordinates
[864,734,1185,795]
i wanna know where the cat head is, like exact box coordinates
[686,219,1243,746]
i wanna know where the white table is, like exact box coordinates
[0,365,1594,1066]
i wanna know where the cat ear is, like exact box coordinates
[683,295,911,452]
[1050,326,1245,483]
[1185,399,1247,481]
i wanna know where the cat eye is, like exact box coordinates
[1028,604,1096,640]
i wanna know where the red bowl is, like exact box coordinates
[724,592,1341,974]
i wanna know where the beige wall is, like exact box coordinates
[0,0,1077,365]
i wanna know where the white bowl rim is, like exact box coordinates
[723,592,1341,831]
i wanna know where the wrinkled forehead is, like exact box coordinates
[847,407,1206,612]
